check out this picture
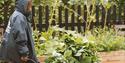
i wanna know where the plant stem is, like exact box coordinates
[104,10,107,29]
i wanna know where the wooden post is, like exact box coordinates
[101,5,105,28]
[124,4,125,24]
[90,5,94,29]
[107,7,111,27]
[84,5,87,32]
[65,6,68,30]
[77,5,81,32]
[45,5,49,31]
[118,5,122,24]
[32,6,35,30]
[96,5,99,27]
[71,5,75,31]
[58,6,63,28]
[38,5,42,32]
[113,5,116,25]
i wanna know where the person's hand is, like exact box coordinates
[21,56,29,62]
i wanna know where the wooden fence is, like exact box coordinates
[0,5,125,33]
[34,5,125,32]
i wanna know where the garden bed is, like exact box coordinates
[38,50,125,63]
[35,27,125,63]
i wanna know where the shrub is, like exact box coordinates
[34,26,125,63]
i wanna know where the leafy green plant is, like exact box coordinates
[34,26,125,63]
[91,27,125,52]
[34,26,100,63]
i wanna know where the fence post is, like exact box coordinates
[96,5,99,27]
[45,5,49,31]
[58,6,63,28]
[77,5,81,32]
[101,5,105,28]
[38,5,42,32]
[65,6,68,30]
[118,5,122,24]
[71,5,75,31]
[107,7,111,27]
[32,6,35,30]
[123,2,125,25]
[84,5,87,32]
[113,5,116,25]
[90,5,94,29]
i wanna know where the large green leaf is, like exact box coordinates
[64,50,72,57]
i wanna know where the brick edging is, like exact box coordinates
[98,50,125,63]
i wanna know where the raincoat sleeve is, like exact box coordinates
[13,15,29,57]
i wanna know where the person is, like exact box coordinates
[0,0,39,63]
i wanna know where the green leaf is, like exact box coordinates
[105,2,111,9]
[75,52,82,56]
[64,50,72,57]
[82,56,92,63]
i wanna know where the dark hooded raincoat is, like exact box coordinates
[0,0,39,63]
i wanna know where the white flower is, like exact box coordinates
[40,37,46,41]
[59,43,65,47]
[52,51,62,57]
[83,36,89,43]
[66,30,76,35]
[52,26,65,31]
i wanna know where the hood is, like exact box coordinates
[16,0,30,17]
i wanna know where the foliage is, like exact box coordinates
[34,26,99,63]
[90,27,125,52]
[33,0,124,6]
[0,0,15,24]
[0,0,4,23]
[84,28,125,52]
[34,26,125,63]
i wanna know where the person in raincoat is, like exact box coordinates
[0,0,39,63]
